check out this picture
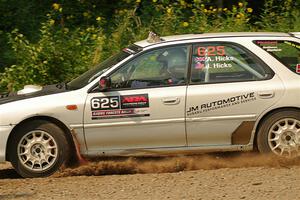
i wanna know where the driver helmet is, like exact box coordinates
[157,47,187,79]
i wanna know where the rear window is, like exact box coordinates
[254,40,300,75]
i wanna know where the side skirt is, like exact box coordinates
[82,144,254,157]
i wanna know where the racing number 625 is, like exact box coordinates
[91,97,120,110]
[197,46,225,56]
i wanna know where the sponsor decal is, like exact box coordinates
[264,46,282,52]
[284,41,300,50]
[187,92,256,116]
[255,41,281,52]
[121,94,149,109]
[91,94,150,119]
[296,64,300,74]
[256,41,277,45]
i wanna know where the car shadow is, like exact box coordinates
[0,168,21,179]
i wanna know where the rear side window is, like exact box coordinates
[255,40,300,75]
[190,43,273,84]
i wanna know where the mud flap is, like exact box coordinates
[70,129,88,165]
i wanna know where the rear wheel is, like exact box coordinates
[9,120,69,178]
[257,110,300,157]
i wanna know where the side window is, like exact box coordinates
[190,43,272,84]
[255,40,300,75]
[110,46,189,89]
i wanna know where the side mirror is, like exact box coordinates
[98,76,111,91]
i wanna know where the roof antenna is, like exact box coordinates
[147,31,164,43]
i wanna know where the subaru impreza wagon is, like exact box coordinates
[0,32,299,177]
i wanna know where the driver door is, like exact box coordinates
[83,45,190,153]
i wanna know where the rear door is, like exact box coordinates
[186,42,285,146]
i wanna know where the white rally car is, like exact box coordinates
[0,32,299,178]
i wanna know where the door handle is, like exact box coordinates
[258,91,274,99]
[162,97,180,105]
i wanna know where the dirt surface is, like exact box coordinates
[1,153,300,200]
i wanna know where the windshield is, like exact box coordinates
[67,51,130,90]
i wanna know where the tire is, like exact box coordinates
[257,110,300,157]
[9,120,69,178]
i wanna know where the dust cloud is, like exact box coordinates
[57,153,300,177]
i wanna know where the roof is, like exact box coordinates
[134,32,291,48]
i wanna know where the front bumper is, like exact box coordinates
[0,125,14,162]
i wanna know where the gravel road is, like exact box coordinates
[1,153,300,200]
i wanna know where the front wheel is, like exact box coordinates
[257,110,300,157]
[9,120,69,178]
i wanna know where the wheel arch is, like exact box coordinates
[253,106,300,149]
[5,115,77,163]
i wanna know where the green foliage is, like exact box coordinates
[256,0,300,32]
[0,13,104,91]
[0,0,299,92]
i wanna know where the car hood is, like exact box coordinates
[0,83,68,105]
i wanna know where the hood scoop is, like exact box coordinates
[0,83,68,105]
[0,93,9,99]
[17,85,43,95]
